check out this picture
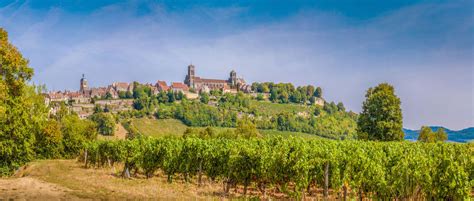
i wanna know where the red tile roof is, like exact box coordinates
[113,82,129,90]
[171,82,189,91]
[195,77,227,83]
[156,80,169,91]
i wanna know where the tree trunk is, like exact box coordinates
[167,174,173,183]
[198,161,203,186]
[307,181,312,196]
[324,162,329,199]
[224,180,231,194]
[343,184,347,201]
[122,165,130,179]
[84,149,88,168]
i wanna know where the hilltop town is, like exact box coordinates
[44,65,258,118]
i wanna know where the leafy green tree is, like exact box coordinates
[306,85,315,97]
[200,92,210,104]
[167,90,175,103]
[309,96,316,104]
[210,89,222,96]
[125,91,133,99]
[54,102,70,120]
[0,28,49,174]
[314,87,322,98]
[103,104,110,113]
[199,127,216,139]
[418,126,448,143]
[105,92,113,99]
[234,117,259,138]
[90,113,116,136]
[133,83,149,99]
[418,126,433,142]
[176,91,184,100]
[133,98,147,110]
[156,91,168,103]
[256,93,264,101]
[279,91,289,103]
[118,91,127,99]
[357,83,403,141]
[269,88,278,102]
[435,128,447,142]
[337,102,345,112]
[324,101,338,114]
[35,120,63,159]
[61,114,97,158]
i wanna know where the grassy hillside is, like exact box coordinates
[249,100,309,115]
[130,118,188,137]
[131,118,319,139]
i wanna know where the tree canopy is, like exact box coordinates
[418,126,448,143]
[357,83,403,141]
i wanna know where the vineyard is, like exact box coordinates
[83,136,473,199]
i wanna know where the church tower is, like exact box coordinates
[184,64,195,88]
[80,74,88,93]
[229,70,237,87]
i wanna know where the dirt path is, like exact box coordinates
[0,177,82,200]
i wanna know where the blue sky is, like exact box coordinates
[1,0,473,130]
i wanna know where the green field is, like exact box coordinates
[131,118,319,139]
[130,118,188,137]
[249,100,310,115]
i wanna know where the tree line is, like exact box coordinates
[251,82,323,104]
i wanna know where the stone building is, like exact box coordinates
[112,82,133,92]
[184,64,247,91]
[171,82,189,93]
[155,80,169,92]
[80,74,88,93]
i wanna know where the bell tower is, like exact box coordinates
[229,70,237,87]
[80,74,88,93]
[185,64,195,88]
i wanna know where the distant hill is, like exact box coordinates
[403,126,474,143]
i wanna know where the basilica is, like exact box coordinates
[184,64,250,92]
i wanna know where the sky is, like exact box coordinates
[0,0,473,130]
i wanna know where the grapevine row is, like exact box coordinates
[83,137,473,199]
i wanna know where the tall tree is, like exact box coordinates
[314,87,322,98]
[234,117,259,138]
[418,126,433,142]
[90,113,115,136]
[337,102,345,112]
[200,92,210,104]
[0,28,49,174]
[357,83,403,141]
[418,126,448,143]
[435,127,448,142]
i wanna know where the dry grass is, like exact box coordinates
[1,160,345,200]
[8,160,226,200]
